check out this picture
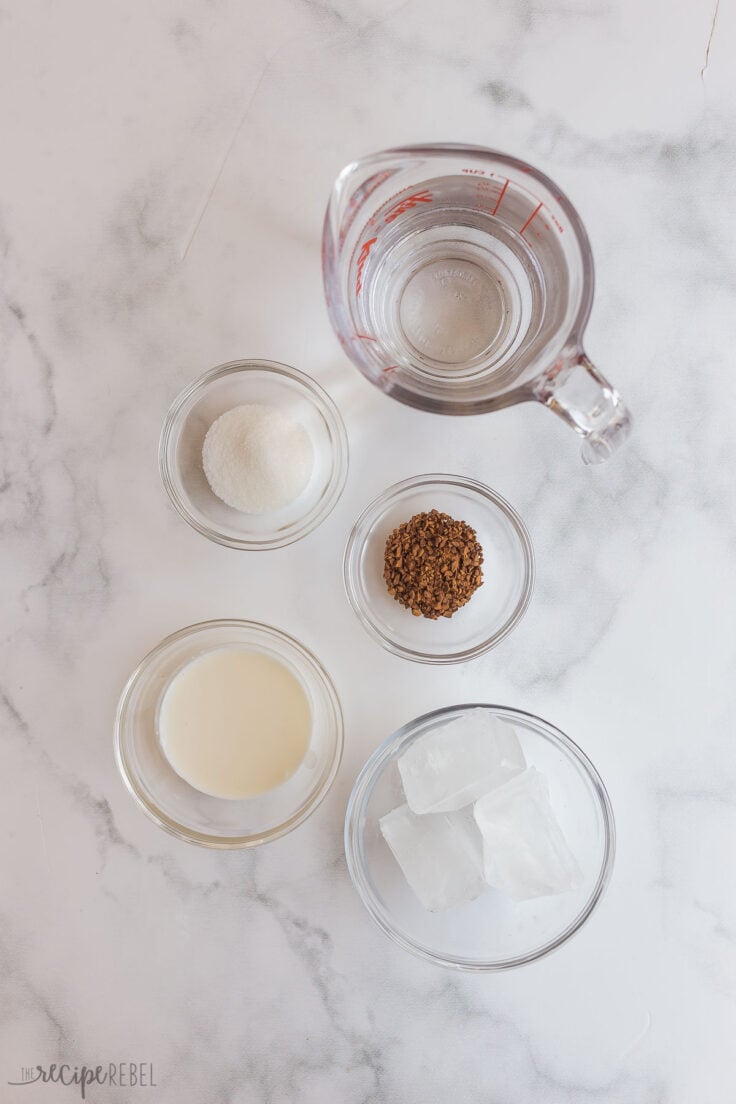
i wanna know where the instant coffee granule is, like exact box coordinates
[383,509,484,619]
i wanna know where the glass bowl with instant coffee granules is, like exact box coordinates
[343,474,534,663]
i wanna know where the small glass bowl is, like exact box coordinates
[343,474,534,663]
[159,360,349,550]
[345,704,615,970]
[114,620,343,848]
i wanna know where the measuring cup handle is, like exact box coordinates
[534,351,632,464]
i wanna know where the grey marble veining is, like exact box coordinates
[2,0,735,1100]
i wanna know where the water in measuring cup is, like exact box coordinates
[356,177,566,385]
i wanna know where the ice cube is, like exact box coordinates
[398,711,526,814]
[379,803,484,912]
[473,767,581,900]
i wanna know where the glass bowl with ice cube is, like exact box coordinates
[343,475,534,663]
[344,705,614,969]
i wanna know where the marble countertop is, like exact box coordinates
[2,0,735,1100]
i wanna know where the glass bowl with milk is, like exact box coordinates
[114,620,343,847]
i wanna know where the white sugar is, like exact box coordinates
[202,403,314,514]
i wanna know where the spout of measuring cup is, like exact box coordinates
[324,153,395,303]
[534,351,632,464]
[324,149,422,258]
[324,150,423,343]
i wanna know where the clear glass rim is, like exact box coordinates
[344,703,616,971]
[158,360,349,551]
[343,474,535,664]
[113,619,344,848]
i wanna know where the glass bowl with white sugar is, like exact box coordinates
[344,705,614,970]
[114,620,343,847]
[159,360,348,550]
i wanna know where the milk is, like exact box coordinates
[158,648,311,799]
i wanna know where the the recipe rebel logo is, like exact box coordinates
[8,1062,156,1099]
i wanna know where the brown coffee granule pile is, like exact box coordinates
[383,509,484,619]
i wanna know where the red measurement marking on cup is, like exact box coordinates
[549,211,564,234]
[355,236,378,295]
[491,179,509,216]
[383,190,432,224]
[353,332,377,342]
[520,201,543,237]
[382,365,397,375]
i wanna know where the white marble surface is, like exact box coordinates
[2,0,735,1099]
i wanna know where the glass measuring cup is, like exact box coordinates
[322,144,631,463]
